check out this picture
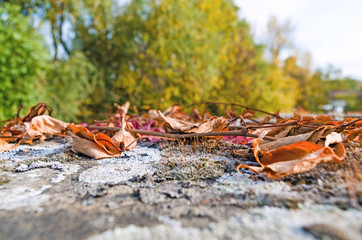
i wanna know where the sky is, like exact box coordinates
[235,0,362,79]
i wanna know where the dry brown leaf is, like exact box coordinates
[111,119,139,150]
[0,139,14,151]
[306,126,327,143]
[21,102,52,123]
[162,105,183,117]
[69,124,123,159]
[346,128,362,142]
[149,110,195,132]
[1,115,68,144]
[274,125,295,138]
[190,108,202,122]
[106,102,131,129]
[237,133,346,179]
[192,116,228,133]
[24,115,68,140]
[116,101,130,116]
[150,110,228,134]
[259,131,315,152]
[70,133,117,159]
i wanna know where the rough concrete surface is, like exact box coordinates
[0,138,361,240]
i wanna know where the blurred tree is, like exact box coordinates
[1,0,74,60]
[3,0,352,120]
[74,0,241,113]
[218,20,298,113]
[45,51,98,122]
[283,53,325,112]
[320,66,362,112]
[265,16,294,65]
[0,3,49,120]
[74,0,299,116]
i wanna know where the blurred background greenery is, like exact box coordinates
[1,0,361,122]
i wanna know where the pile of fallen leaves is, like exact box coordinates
[1,102,361,179]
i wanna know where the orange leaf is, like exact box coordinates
[0,139,14,151]
[69,124,123,159]
[260,141,323,165]
[346,128,362,142]
[238,133,346,179]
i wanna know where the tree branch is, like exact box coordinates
[50,21,58,61]
[87,125,276,141]
[183,101,280,118]
[58,7,71,56]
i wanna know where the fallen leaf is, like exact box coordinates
[0,139,14,151]
[69,124,125,159]
[21,102,52,123]
[259,131,315,152]
[150,110,228,134]
[107,101,131,128]
[1,114,68,145]
[346,128,362,142]
[149,110,196,132]
[25,115,68,140]
[111,118,139,150]
[324,132,343,147]
[237,133,346,179]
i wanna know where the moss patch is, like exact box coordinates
[155,140,242,181]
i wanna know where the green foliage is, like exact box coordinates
[45,51,98,122]
[283,56,326,112]
[73,0,298,116]
[0,3,49,120]
[218,20,298,113]
[1,0,359,120]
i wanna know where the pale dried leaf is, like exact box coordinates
[0,139,14,151]
[69,124,124,159]
[187,116,227,134]
[150,110,196,132]
[325,132,343,147]
[259,131,314,152]
[150,110,227,134]
[111,121,138,150]
[70,133,121,159]
[238,137,346,179]
[26,115,68,138]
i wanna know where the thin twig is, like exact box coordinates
[246,121,299,129]
[87,125,276,141]
[334,118,362,129]
[183,101,280,118]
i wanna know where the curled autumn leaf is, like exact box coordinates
[1,112,68,146]
[346,128,362,142]
[0,139,14,151]
[24,115,68,140]
[161,105,210,122]
[69,121,139,159]
[237,133,346,179]
[150,110,228,134]
[106,101,130,128]
[21,102,52,123]
[69,124,124,159]
[111,119,139,151]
